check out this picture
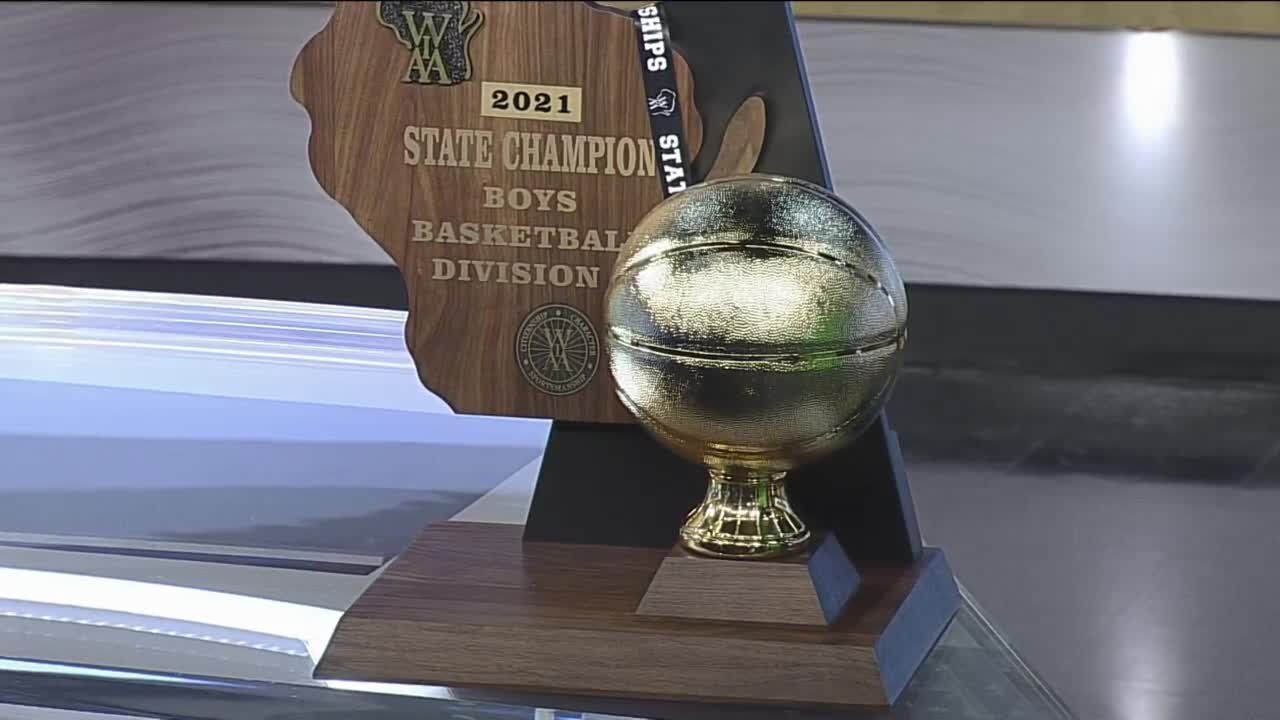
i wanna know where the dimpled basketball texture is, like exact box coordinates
[604,175,907,472]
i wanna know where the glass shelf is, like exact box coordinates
[0,284,1075,719]
[0,588,1074,720]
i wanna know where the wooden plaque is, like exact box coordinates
[290,1,707,422]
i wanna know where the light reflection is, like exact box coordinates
[0,284,402,323]
[0,568,343,663]
[0,656,231,686]
[1122,32,1180,140]
[0,334,409,369]
[321,678,461,699]
[1,598,309,657]
[632,251,836,347]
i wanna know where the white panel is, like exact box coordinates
[800,21,1280,300]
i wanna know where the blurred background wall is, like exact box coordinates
[2,2,1280,301]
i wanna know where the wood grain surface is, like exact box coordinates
[290,1,702,423]
[704,95,767,181]
[636,534,860,626]
[315,521,959,708]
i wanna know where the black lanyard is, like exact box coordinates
[632,2,689,197]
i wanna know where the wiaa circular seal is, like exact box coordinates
[515,304,599,396]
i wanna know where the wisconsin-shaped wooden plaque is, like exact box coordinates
[291,1,704,422]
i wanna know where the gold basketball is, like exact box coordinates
[604,175,908,557]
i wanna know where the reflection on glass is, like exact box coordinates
[0,568,342,662]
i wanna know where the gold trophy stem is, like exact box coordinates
[679,470,811,560]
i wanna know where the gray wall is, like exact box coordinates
[2,2,1279,301]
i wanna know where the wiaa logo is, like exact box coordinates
[377,1,483,86]
[515,304,599,397]
[647,88,677,117]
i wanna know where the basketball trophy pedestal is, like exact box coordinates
[294,1,960,711]
[317,524,957,709]
[320,420,960,710]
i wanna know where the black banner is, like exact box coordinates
[632,3,689,197]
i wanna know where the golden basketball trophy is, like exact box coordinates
[606,174,908,560]
[295,0,959,710]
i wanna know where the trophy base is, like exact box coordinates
[315,521,960,709]
[637,532,860,626]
